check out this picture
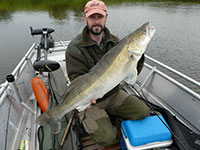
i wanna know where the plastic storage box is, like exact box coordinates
[121,115,173,150]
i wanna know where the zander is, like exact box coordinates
[36,22,156,133]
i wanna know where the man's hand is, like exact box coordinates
[87,99,96,109]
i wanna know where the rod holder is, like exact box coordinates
[6,74,22,104]
[6,74,35,114]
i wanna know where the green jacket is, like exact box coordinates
[65,26,145,99]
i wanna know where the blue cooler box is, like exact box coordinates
[121,115,173,150]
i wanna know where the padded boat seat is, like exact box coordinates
[33,60,60,72]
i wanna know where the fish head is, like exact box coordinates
[127,22,156,58]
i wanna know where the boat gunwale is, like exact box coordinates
[0,43,36,106]
[1,41,199,106]
[143,63,200,100]
[145,54,200,88]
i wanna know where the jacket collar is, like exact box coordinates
[78,26,118,47]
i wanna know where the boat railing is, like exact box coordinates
[0,40,71,106]
[145,55,200,88]
[1,41,200,102]
[0,43,36,105]
[140,55,200,100]
[1,41,200,105]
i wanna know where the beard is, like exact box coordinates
[87,24,105,35]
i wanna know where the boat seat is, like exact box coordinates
[33,60,60,72]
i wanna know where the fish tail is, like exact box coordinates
[36,111,61,134]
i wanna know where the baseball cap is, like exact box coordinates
[84,0,107,18]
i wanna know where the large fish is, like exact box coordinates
[36,22,156,133]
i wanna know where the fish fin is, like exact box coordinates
[36,112,61,134]
[123,69,138,85]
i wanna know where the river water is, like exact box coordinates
[0,2,200,91]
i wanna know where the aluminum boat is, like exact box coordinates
[0,28,200,150]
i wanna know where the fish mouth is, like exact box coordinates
[150,25,156,37]
[142,22,156,38]
[147,23,156,37]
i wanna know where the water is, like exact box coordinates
[0,2,200,89]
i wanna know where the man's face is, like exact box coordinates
[85,13,108,35]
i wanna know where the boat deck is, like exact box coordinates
[81,136,121,150]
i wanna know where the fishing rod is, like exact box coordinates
[59,110,76,150]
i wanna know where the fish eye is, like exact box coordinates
[142,28,147,33]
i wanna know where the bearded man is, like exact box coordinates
[65,0,150,146]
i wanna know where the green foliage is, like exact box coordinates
[0,0,86,11]
[0,0,199,11]
[0,0,199,20]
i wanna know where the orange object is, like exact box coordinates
[31,77,49,112]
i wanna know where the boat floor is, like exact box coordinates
[81,136,121,150]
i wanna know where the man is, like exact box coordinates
[65,0,150,146]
